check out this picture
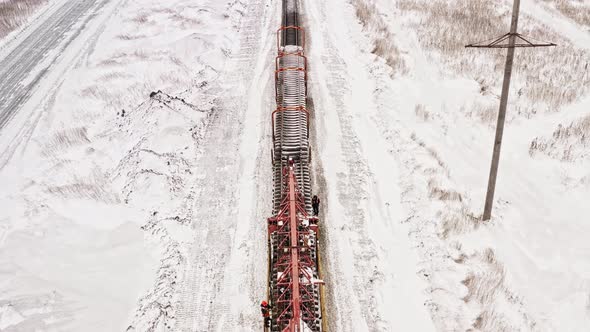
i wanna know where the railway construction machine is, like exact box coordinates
[266,0,324,331]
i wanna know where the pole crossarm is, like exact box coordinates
[466,32,556,48]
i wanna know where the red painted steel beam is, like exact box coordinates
[287,163,301,331]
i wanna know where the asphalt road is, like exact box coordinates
[0,0,101,129]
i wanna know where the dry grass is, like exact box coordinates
[543,0,590,26]
[397,0,590,114]
[0,0,46,38]
[476,104,499,126]
[131,13,150,24]
[414,103,431,121]
[529,114,590,161]
[440,207,482,238]
[116,33,146,40]
[464,100,500,127]
[352,0,407,76]
[459,248,535,331]
[79,85,116,100]
[461,250,509,329]
[428,178,463,202]
[46,182,120,203]
[97,71,130,81]
[461,249,505,304]
[41,127,91,156]
[169,12,200,27]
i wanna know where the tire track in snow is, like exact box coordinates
[0,0,104,129]
[348,2,538,330]
[174,0,275,330]
[303,1,399,330]
[0,0,121,169]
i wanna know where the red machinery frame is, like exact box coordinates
[267,21,322,332]
[268,160,320,331]
[276,26,306,52]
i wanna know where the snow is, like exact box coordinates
[304,1,436,330]
[0,0,589,330]
[0,0,249,330]
[334,0,589,330]
[307,0,590,330]
[0,305,25,330]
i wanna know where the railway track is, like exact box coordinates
[266,0,324,331]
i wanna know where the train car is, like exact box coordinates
[265,1,324,331]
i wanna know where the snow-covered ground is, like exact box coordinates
[1,0,588,331]
[305,0,590,330]
[0,0,272,330]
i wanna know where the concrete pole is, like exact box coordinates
[482,0,520,221]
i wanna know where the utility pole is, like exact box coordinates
[466,0,555,221]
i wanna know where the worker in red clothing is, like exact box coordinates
[261,300,271,327]
[312,195,320,216]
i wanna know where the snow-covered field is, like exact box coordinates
[0,0,269,330]
[0,0,588,331]
[305,0,590,330]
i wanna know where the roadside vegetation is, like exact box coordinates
[0,0,46,39]
[352,0,407,76]
[542,0,590,27]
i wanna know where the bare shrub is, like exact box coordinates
[0,0,47,38]
[351,0,407,75]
